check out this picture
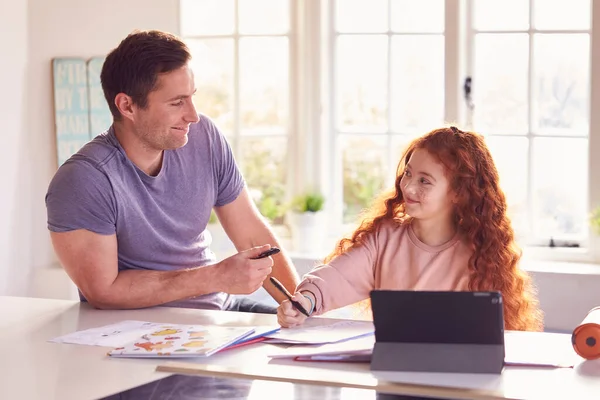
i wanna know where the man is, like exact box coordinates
[45,30,299,312]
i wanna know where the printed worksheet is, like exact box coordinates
[264,320,374,345]
[49,320,174,347]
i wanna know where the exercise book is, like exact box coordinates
[107,324,256,358]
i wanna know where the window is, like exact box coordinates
[180,0,291,223]
[330,0,446,223]
[181,0,598,257]
[469,0,591,246]
[328,0,592,249]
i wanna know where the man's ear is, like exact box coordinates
[114,93,135,121]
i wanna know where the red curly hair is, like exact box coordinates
[325,127,543,331]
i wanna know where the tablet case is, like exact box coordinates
[370,290,505,374]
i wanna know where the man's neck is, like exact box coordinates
[113,122,163,176]
[411,215,457,247]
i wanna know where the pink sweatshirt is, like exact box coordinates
[297,220,473,315]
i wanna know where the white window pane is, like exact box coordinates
[533,0,590,30]
[241,137,288,224]
[392,133,412,159]
[390,35,444,133]
[239,38,289,134]
[473,34,529,135]
[187,39,234,134]
[485,136,530,241]
[335,0,388,33]
[341,135,388,223]
[336,35,388,132]
[532,34,590,136]
[390,0,444,33]
[532,138,588,241]
[238,0,289,34]
[180,0,235,36]
[473,0,529,31]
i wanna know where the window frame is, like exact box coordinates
[466,0,592,249]
[179,0,295,224]
[319,0,600,261]
[180,0,600,263]
[321,0,465,239]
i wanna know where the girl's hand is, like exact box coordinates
[277,293,312,328]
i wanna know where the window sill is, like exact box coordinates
[209,222,600,274]
[288,246,600,277]
[521,246,594,264]
[520,258,600,276]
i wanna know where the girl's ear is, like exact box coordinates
[449,189,459,204]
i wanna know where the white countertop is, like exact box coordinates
[0,296,281,400]
[2,296,600,400]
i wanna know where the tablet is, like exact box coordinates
[369,290,505,374]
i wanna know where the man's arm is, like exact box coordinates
[215,187,300,304]
[50,229,273,309]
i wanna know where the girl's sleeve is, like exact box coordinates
[296,230,378,315]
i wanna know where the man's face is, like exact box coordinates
[131,64,200,151]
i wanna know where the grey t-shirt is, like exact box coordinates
[45,115,245,309]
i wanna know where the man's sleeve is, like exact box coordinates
[45,160,117,235]
[205,118,246,207]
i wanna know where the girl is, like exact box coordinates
[278,127,543,331]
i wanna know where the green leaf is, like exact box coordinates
[292,192,325,213]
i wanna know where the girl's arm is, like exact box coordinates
[296,231,378,315]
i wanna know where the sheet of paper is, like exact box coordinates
[265,320,374,345]
[504,331,581,368]
[268,334,375,359]
[230,326,280,345]
[49,320,175,347]
[294,354,371,362]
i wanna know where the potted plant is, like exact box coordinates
[287,192,326,253]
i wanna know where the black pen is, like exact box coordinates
[269,276,311,317]
[252,247,281,259]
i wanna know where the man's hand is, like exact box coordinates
[215,188,300,303]
[215,244,274,294]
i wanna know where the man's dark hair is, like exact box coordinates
[100,30,192,120]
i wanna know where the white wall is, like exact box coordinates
[530,268,600,332]
[0,0,179,296]
[0,0,29,295]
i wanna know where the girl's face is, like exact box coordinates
[400,148,455,221]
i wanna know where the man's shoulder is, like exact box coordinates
[192,113,216,130]
[73,131,120,167]
[51,130,121,188]
[187,114,225,142]
[184,114,231,160]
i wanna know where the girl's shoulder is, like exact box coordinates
[373,218,411,241]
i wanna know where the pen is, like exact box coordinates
[269,277,311,317]
[252,247,281,259]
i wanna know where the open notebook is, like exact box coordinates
[107,324,256,358]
